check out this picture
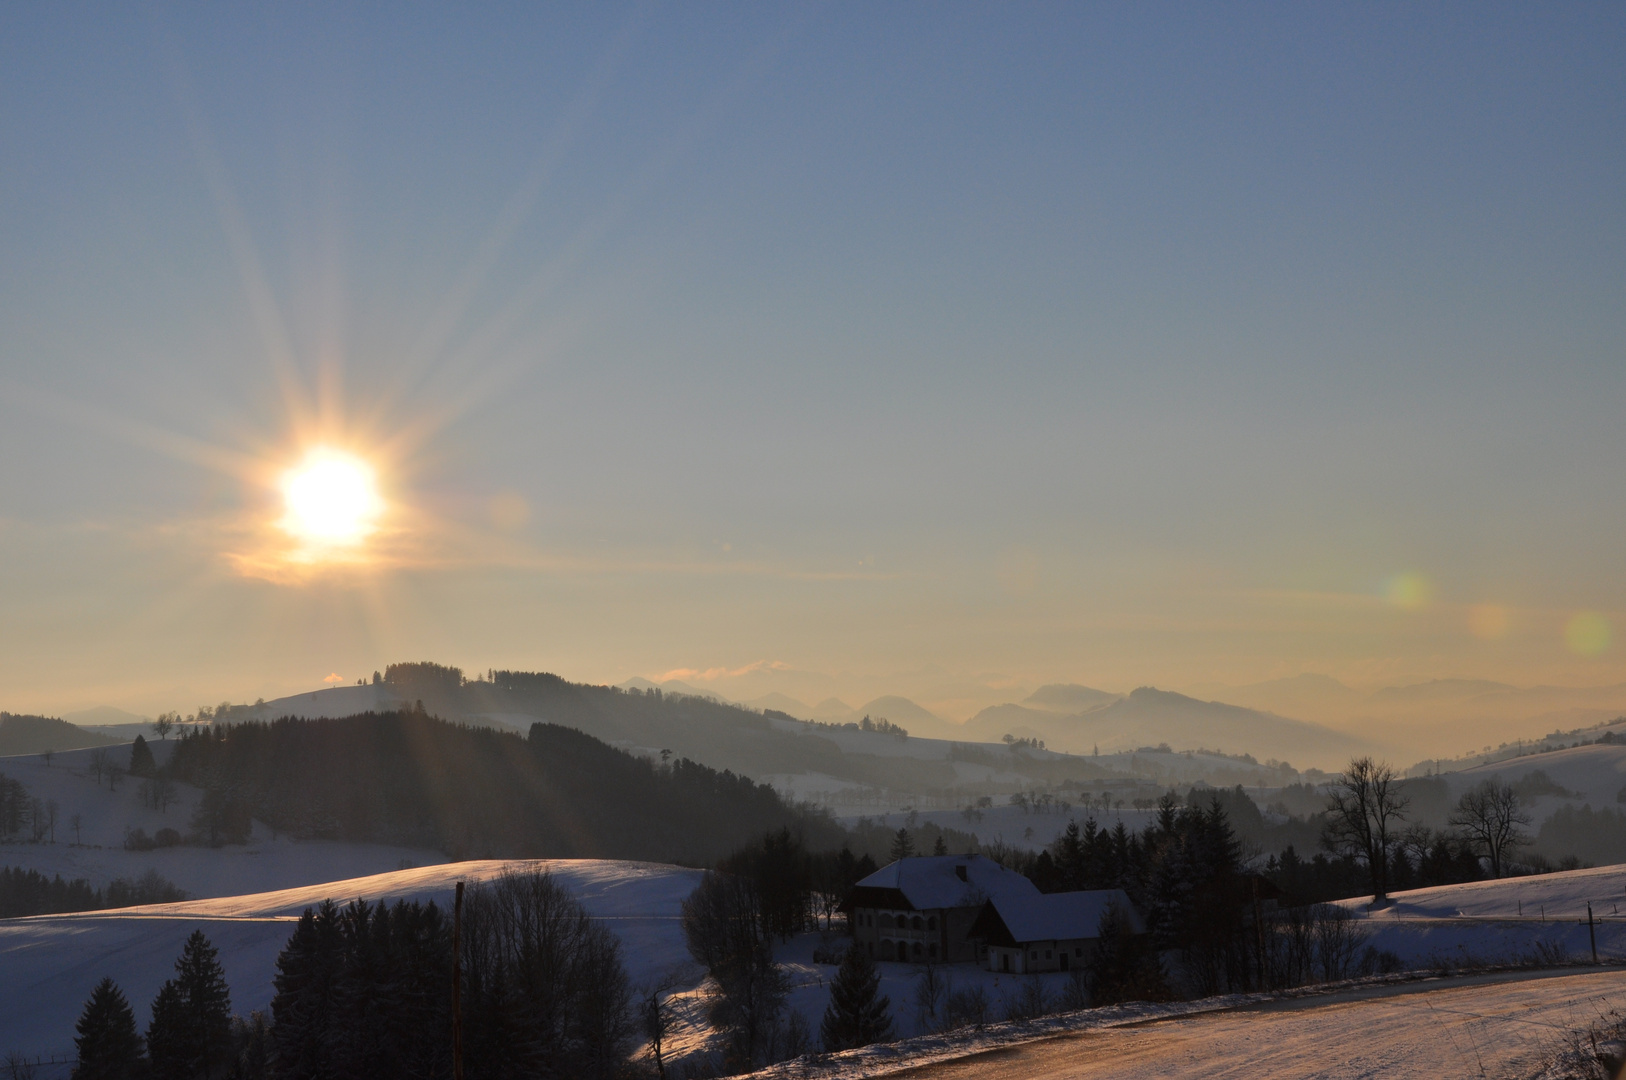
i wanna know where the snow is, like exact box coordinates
[0,744,447,900]
[0,859,706,1067]
[1333,865,1626,969]
[743,969,1626,1079]
[855,855,1037,910]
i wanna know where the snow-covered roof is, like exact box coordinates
[854,854,1039,910]
[988,888,1143,943]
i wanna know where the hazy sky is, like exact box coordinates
[1,4,1622,720]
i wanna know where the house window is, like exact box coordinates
[911,916,923,930]
[1074,947,1082,957]
[1045,950,1052,959]
[1029,951,1037,961]
[927,915,938,930]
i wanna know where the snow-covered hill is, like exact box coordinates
[0,860,706,1066]
[1334,864,1626,968]
[0,744,446,900]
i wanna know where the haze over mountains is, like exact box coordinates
[619,670,1626,766]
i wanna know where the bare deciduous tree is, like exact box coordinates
[88,749,109,786]
[152,712,176,741]
[1449,777,1532,878]
[1322,757,1409,906]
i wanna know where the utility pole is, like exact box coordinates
[453,881,465,1080]
[1588,901,1598,965]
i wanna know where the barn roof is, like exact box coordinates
[971,888,1144,945]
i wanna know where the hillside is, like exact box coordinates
[167,711,845,864]
[0,860,708,1067]
[0,713,118,756]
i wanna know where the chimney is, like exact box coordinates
[955,864,967,882]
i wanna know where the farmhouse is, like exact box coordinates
[843,855,1145,969]
[969,887,1142,973]
[842,854,1037,963]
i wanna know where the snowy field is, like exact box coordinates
[0,744,448,899]
[0,859,706,1068]
[1334,864,1626,970]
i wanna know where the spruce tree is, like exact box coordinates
[146,981,186,1079]
[270,901,343,1079]
[148,930,232,1079]
[73,977,144,1080]
[888,828,914,862]
[820,942,892,1051]
[128,735,157,778]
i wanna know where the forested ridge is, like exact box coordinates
[166,711,845,864]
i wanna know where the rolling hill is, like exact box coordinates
[0,713,119,756]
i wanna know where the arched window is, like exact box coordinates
[877,913,894,930]
[910,915,923,930]
[928,943,938,959]
[927,915,938,931]
[912,941,923,957]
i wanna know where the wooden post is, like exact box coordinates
[453,880,465,1080]
[1589,901,1598,965]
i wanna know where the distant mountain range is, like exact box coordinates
[1184,675,1626,759]
[45,666,1626,780]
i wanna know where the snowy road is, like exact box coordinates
[884,969,1626,1080]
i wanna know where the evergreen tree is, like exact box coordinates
[73,977,144,1080]
[128,736,157,778]
[269,902,343,1080]
[148,930,232,1079]
[887,828,913,862]
[146,981,187,1079]
[820,942,892,1051]
[931,834,947,856]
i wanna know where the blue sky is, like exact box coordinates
[1,4,1622,718]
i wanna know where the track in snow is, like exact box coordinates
[883,968,1626,1080]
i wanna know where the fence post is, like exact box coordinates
[1589,901,1598,965]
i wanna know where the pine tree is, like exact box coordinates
[888,828,914,862]
[146,981,187,1079]
[73,977,144,1080]
[931,833,947,856]
[269,902,343,1080]
[128,735,157,778]
[148,930,232,1079]
[820,942,892,1051]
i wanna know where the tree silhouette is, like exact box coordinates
[820,942,892,1051]
[888,828,914,862]
[72,977,144,1080]
[128,736,156,778]
[147,930,231,1079]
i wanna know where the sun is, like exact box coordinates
[280,449,383,546]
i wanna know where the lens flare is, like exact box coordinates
[1565,612,1612,657]
[1385,572,1434,610]
[1467,603,1510,640]
[280,450,383,546]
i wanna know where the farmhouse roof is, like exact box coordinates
[849,855,1039,912]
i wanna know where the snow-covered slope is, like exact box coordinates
[1334,864,1626,968]
[0,744,446,900]
[1451,742,1626,806]
[0,860,706,1064]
